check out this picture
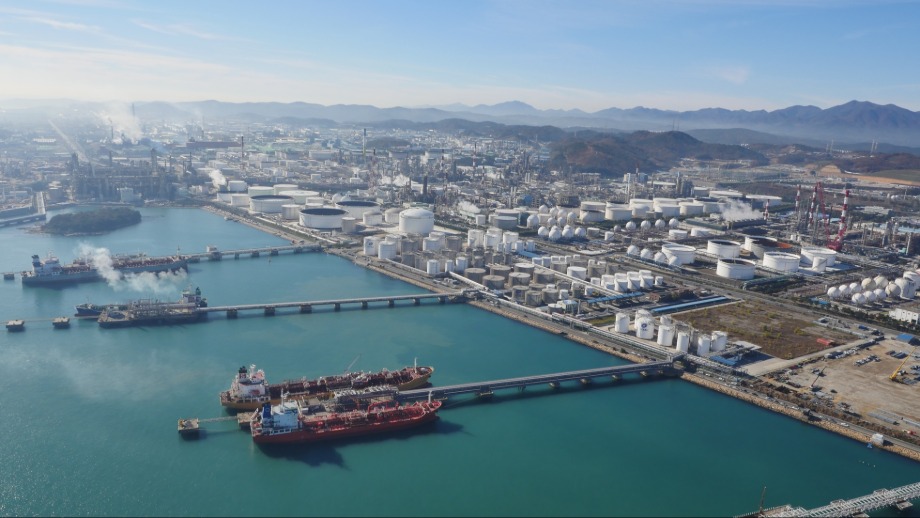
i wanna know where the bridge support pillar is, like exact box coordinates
[264,307,275,316]
[300,304,312,314]
[251,251,259,258]
[362,301,368,309]
[334,303,341,311]
[234,253,240,259]
[270,249,279,256]
[414,298,420,306]
[439,296,445,304]
[389,300,395,307]
[227,309,238,319]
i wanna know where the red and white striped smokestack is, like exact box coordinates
[837,188,850,236]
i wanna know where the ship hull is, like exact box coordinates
[252,411,439,445]
[23,257,187,286]
[220,367,434,410]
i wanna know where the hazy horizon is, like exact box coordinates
[1,1,919,112]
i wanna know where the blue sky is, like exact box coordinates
[1,0,919,111]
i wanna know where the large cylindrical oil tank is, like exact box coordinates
[230,193,250,207]
[250,195,292,214]
[363,211,383,226]
[763,252,800,273]
[384,207,402,224]
[635,316,655,340]
[247,185,274,197]
[216,191,233,203]
[465,267,486,283]
[707,239,741,259]
[676,332,691,353]
[514,262,536,277]
[272,183,298,195]
[614,313,630,333]
[490,265,512,280]
[535,270,555,284]
[542,288,560,304]
[227,180,247,192]
[426,259,440,275]
[566,266,587,280]
[697,334,712,355]
[422,237,441,252]
[341,217,357,234]
[482,275,505,290]
[525,290,544,306]
[656,204,681,218]
[508,272,531,287]
[661,243,696,265]
[278,190,319,204]
[399,208,435,234]
[712,331,728,352]
[747,237,780,259]
[336,200,380,219]
[377,241,397,260]
[800,246,837,267]
[581,210,605,223]
[455,256,469,272]
[657,324,675,347]
[679,202,705,216]
[511,285,528,302]
[363,236,379,256]
[605,205,633,221]
[491,215,518,230]
[689,227,712,237]
[300,207,346,230]
[716,258,756,280]
[282,204,301,221]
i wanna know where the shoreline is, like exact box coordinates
[219,206,920,464]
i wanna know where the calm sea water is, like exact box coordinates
[1,207,919,517]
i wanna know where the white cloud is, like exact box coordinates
[132,20,242,41]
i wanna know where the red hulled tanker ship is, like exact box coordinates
[250,396,442,444]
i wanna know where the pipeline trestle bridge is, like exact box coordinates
[200,291,472,318]
[395,361,675,402]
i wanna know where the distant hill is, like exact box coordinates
[548,131,766,177]
[6,98,920,148]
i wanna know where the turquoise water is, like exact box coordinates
[1,208,919,517]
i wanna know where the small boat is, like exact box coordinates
[6,319,25,332]
[52,317,70,329]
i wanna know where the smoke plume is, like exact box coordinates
[75,243,188,294]
[720,199,761,222]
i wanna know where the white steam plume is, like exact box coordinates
[75,243,188,294]
[208,169,227,189]
[95,102,143,142]
[720,199,761,222]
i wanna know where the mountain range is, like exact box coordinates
[3,98,920,148]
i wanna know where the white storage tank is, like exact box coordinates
[492,215,518,230]
[654,252,668,264]
[661,243,696,265]
[272,183,298,196]
[605,205,633,221]
[422,237,441,252]
[363,236,379,256]
[281,204,301,220]
[230,193,251,207]
[640,248,654,260]
[669,229,689,239]
[300,207,347,229]
[654,219,667,230]
[712,331,728,352]
[384,207,402,224]
[455,256,469,272]
[399,208,435,234]
[483,275,506,290]
[763,252,800,273]
[886,283,901,298]
[676,332,690,353]
[377,241,397,260]
[640,220,652,231]
[827,286,839,298]
[216,191,233,203]
[861,277,876,291]
[800,246,837,267]
[851,293,867,305]
[566,266,587,280]
[635,316,655,340]
[657,324,675,347]
[548,227,562,241]
[613,312,630,333]
[363,211,383,226]
[679,202,705,216]
[227,180,247,192]
[627,245,640,256]
[341,217,358,234]
[580,210,605,223]
[707,239,741,259]
[278,190,319,204]
[656,204,681,218]
[250,195,292,214]
[426,259,440,275]
[874,275,889,288]
[689,227,712,237]
[336,199,380,219]
[697,334,712,356]
[247,185,274,197]
[716,258,756,280]
[526,213,539,228]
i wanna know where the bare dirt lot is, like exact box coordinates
[783,339,920,429]
[675,300,854,359]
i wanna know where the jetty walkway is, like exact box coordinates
[739,480,920,517]
[395,361,675,402]
[199,291,471,318]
